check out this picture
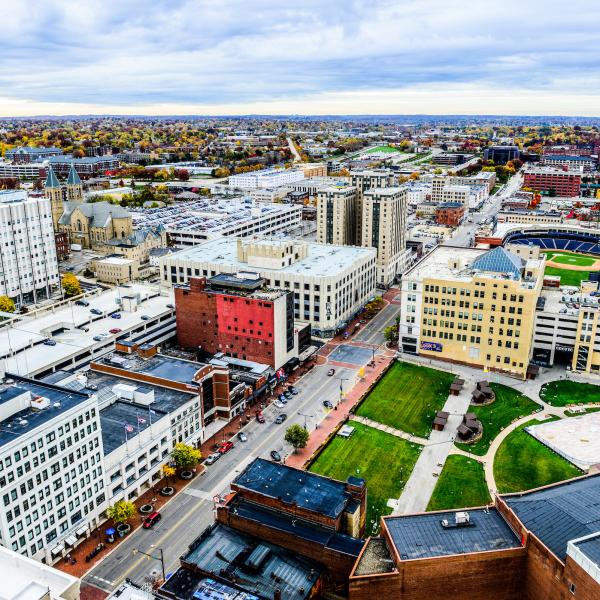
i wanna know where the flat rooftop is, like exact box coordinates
[404,245,485,282]
[233,457,352,520]
[503,475,600,561]
[0,377,91,449]
[573,533,600,567]
[384,508,521,560]
[166,237,376,278]
[352,537,395,576]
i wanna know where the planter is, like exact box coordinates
[180,470,194,480]
[139,503,154,515]
[160,486,175,496]
[116,523,131,538]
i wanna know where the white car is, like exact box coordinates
[204,453,220,466]
[274,400,286,409]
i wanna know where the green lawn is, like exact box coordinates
[544,266,592,287]
[455,383,540,456]
[365,145,402,154]
[427,455,491,511]
[542,251,597,267]
[309,420,422,534]
[539,380,600,407]
[355,362,454,437]
[493,419,582,493]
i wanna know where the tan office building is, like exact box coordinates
[362,187,408,288]
[399,246,544,379]
[316,186,358,245]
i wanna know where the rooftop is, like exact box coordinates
[233,458,353,520]
[503,474,600,561]
[166,237,376,278]
[573,533,600,568]
[404,245,485,282]
[352,537,395,576]
[384,508,521,561]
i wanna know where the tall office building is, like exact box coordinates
[0,190,60,305]
[316,186,358,246]
[362,187,408,287]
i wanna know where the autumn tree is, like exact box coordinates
[62,273,82,297]
[106,500,136,525]
[0,296,16,314]
[171,443,202,470]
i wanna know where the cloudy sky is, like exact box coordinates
[1,0,599,116]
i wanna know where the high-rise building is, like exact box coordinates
[0,190,60,305]
[362,187,408,287]
[316,186,358,246]
[523,166,582,197]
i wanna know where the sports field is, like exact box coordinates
[365,145,402,154]
[542,251,597,267]
[544,266,592,286]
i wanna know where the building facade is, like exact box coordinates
[523,167,582,197]
[228,168,305,189]
[436,202,465,227]
[6,146,62,163]
[317,185,358,245]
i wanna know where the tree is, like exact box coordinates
[384,324,399,344]
[284,424,310,451]
[0,296,16,314]
[162,465,176,480]
[62,273,81,297]
[106,499,136,525]
[171,442,202,470]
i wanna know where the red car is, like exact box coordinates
[256,411,265,423]
[109,328,122,334]
[142,511,162,529]
[218,441,234,454]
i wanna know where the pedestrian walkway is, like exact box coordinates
[352,415,428,445]
[392,373,476,515]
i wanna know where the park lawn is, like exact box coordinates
[542,251,597,267]
[544,266,592,287]
[540,380,600,407]
[455,383,540,456]
[427,455,491,511]
[366,145,402,154]
[355,362,454,437]
[309,420,422,534]
[493,419,582,493]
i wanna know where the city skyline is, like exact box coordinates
[1,0,600,117]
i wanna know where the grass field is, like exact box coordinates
[365,145,402,154]
[540,380,600,407]
[355,362,454,437]
[455,383,540,456]
[544,266,592,286]
[309,420,422,533]
[427,455,491,511]
[493,419,582,493]
[542,251,597,267]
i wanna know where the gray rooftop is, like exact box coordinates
[385,508,521,560]
[574,534,600,567]
[58,200,130,227]
[503,475,600,561]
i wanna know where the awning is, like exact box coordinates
[65,535,78,547]
[298,345,318,362]
[76,525,88,537]
[51,544,65,556]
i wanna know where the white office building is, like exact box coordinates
[0,190,60,305]
[228,168,305,189]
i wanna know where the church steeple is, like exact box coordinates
[66,163,84,202]
[44,165,64,230]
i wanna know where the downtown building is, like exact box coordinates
[316,185,359,245]
[228,167,305,189]
[0,190,61,306]
[523,166,582,197]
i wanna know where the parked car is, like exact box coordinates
[90,308,102,315]
[275,414,287,424]
[109,328,122,334]
[75,299,89,306]
[323,400,334,409]
[237,432,248,442]
[140,314,150,321]
[93,334,108,342]
[142,511,162,529]
[166,303,175,309]
[327,368,335,376]
[43,339,57,346]
[288,385,299,395]
[270,450,282,462]
[204,453,220,465]
[274,400,286,409]
[110,312,121,319]
[77,326,89,332]
[218,441,234,454]
[278,393,288,404]
[283,390,292,400]
[256,411,265,423]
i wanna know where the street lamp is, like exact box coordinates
[337,377,349,405]
[298,411,314,430]
[132,547,166,582]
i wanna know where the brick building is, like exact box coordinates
[435,201,465,227]
[523,166,582,197]
[175,274,299,370]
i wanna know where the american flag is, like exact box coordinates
[124,424,134,433]
[137,417,146,424]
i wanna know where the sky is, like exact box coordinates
[1,0,600,117]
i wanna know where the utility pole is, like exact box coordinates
[337,377,349,405]
[133,547,166,582]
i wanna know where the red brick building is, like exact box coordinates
[435,202,465,227]
[175,274,298,369]
[523,166,582,197]
[55,231,70,260]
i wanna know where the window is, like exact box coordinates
[569,583,576,595]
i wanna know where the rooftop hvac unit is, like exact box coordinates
[30,395,51,410]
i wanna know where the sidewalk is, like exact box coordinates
[352,415,428,445]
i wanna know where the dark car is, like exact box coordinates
[283,390,292,400]
[109,328,122,334]
[288,386,299,395]
[278,393,288,404]
[275,413,287,425]
[270,450,282,462]
[323,400,334,409]
[142,511,162,529]
[327,368,335,376]
[110,312,121,319]
[166,303,175,309]
[43,339,57,346]
[75,299,89,306]
[237,432,248,442]
[140,314,150,321]
[90,308,102,315]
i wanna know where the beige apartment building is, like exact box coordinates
[316,186,358,245]
[362,187,408,287]
[399,246,544,379]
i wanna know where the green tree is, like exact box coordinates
[106,499,136,525]
[0,296,16,314]
[284,424,310,451]
[171,442,202,470]
[383,324,399,344]
[62,273,81,297]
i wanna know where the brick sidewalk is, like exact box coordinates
[286,348,395,469]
